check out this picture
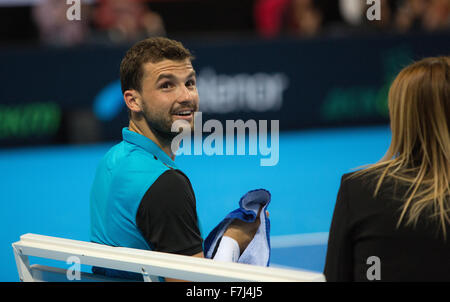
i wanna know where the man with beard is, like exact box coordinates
[90,37,259,281]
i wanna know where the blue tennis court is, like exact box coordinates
[0,125,391,281]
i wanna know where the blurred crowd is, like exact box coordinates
[32,0,166,46]
[10,0,450,47]
[255,0,450,38]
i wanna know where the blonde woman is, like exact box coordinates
[324,56,450,281]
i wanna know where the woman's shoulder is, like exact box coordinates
[340,169,392,198]
[339,169,404,204]
[340,170,379,187]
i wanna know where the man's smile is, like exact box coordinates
[172,110,194,121]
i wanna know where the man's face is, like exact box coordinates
[138,58,199,139]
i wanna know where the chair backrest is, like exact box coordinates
[12,233,326,282]
[28,264,136,282]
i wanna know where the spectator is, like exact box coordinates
[32,0,91,46]
[337,0,450,35]
[92,0,166,44]
[338,0,395,33]
[339,0,365,26]
[254,0,328,38]
[395,0,450,33]
[284,0,323,37]
[420,0,450,31]
[254,0,291,38]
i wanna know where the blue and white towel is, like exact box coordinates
[204,189,271,266]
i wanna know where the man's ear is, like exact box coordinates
[123,90,142,115]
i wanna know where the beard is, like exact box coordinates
[142,107,176,142]
[141,102,196,143]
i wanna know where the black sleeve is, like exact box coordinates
[323,174,354,282]
[136,169,203,256]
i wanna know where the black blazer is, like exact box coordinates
[324,172,450,282]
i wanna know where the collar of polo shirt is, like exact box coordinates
[122,127,178,169]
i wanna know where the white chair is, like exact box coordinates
[12,233,326,282]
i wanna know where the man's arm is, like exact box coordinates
[136,170,203,252]
[136,169,262,282]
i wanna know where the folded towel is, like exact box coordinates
[204,189,271,266]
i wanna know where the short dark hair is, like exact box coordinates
[120,37,194,94]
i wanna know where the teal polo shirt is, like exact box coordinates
[90,127,177,250]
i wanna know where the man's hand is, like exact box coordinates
[166,208,268,281]
[223,206,267,255]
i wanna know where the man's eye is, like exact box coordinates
[186,79,196,87]
[160,82,173,89]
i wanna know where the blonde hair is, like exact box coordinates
[353,56,450,239]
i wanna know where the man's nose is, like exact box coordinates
[177,85,197,102]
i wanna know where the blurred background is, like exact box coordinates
[0,0,449,281]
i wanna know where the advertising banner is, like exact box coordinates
[1,32,448,147]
